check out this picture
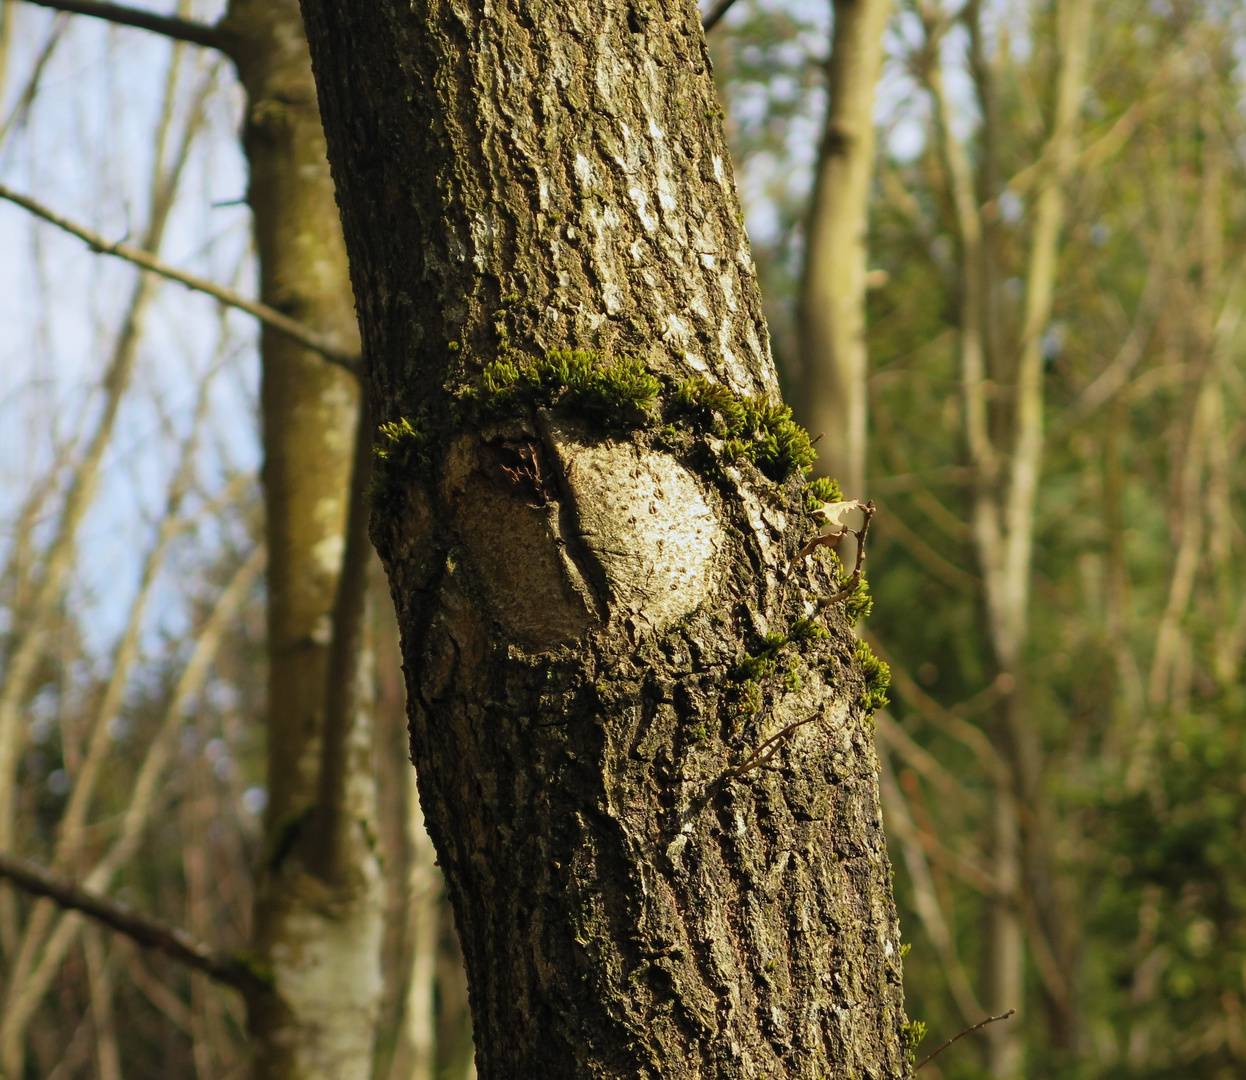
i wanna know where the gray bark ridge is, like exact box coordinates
[298,1,909,1076]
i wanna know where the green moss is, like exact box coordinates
[719,437,753,465]
[854,639,891,714]
[471,363,835,491]
[784,669,802,693]
[478,349,660,420]
[806,475,844,506]
[900,942,912,958]
[369,416,429,512]
[736,630,789,681]
[671,377,816,481]
[735,679,762,717]
[375,417,427,459]
[844,574,873,623]
[690,724,709,742]
[901,1020,928,1069]
[736,654,776,681]
[672,377,747,431]
[789,617,829,644]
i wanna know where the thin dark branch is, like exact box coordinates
[819,500,876,606]
[23,0,229,53]
[701,0,741,32]
[915,1009,1015,1071]
[728,714,820,778]
[307,399,374,882]
[0,853,266,995]
[0,184,360,373]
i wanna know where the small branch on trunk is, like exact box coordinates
[727,715,820,779]
[915,1009,1015,1071]
[818,500,875,606]
[23,0,229,53]
[0,853,266,995]
[701,0,741,32]
[0,184,360,373]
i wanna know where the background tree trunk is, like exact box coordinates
[798,0,892,498]
[298,2,909,1078]
[220,2,384,1076]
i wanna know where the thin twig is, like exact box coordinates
[0,13,68,145]
[728,714,819,778]
[915,1009,1015,1071]
[0,853,265,994]
[818,500,876,606]
[702,0,741,32]
[0,184,360,372]
[23,0,228,52]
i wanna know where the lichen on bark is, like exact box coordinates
[297,0,910,1075]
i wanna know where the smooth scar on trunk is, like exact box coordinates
[445,421,725,650]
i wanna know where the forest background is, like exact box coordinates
[0,0,1243,1078]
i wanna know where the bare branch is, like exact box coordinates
[1056,237,1170,429]
[23,0,228,52]
[82,926,122,1080]
[0,184,360,373]
[875,506,979,594]
[0,853,264,994]
[878,768,1000,896]
[0,50,217,959]
[701,0,741,32]
[865,635,1012,784]
[915,1009,1015,1071]
[875,713,977,814]
[0,550,264,1061]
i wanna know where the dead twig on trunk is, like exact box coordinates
[915,1009,1015,1071]
[728,715,820,779]
[817,500,876,606]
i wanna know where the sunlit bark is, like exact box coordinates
[298,1,909,1076]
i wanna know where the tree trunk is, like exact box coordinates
[798,0,891,498]
[297,3,909,1077]
[219,3,384,1076]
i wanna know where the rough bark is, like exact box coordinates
[297,3,909,1078]
[218,2,385,1076]
[798,0,891,498]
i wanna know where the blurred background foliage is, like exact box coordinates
[714,0,1246,1076]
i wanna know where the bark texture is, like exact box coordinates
[220,2,384,1076]
[298,2,908,1077]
